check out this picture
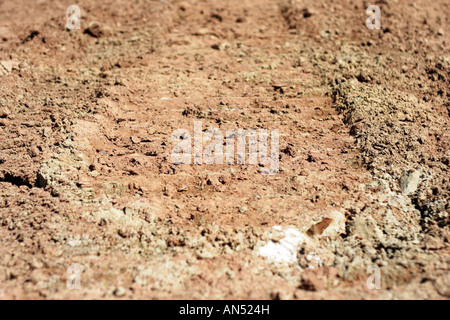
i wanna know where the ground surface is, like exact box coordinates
[0,0,449,299]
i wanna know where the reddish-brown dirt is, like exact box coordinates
[0,0,448,299]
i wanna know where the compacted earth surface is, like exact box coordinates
[0,0,448,299]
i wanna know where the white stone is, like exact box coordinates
[256,226,309,264]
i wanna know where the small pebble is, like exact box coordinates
[113,287,126,297]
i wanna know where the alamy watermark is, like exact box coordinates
[67,5,81,30]
[366,5,381,30]
[67,264,82,290]
[367,265,381,290]
[171,121,280,175]
[65,6,380,31]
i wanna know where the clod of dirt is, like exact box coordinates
[298,270,324,292]
[84,23,103,38]
[21,30,40,43]
[307,219,332,237]
[347,216,385,242]
[307,211,346,238]
[0,107,10,118]
[0,61,18,75]
[400,170,422,195]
